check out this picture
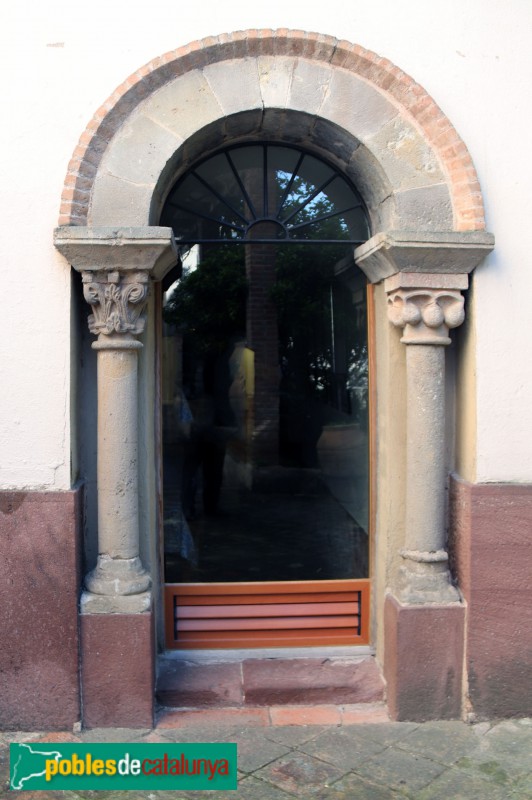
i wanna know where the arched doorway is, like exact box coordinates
[159,142,372,647]
[54,30,493,725]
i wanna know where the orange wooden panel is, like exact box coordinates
[175,602,359,619]
[164,580,370,649]
[174,591,358,606]
[173,629,362,648]
[177,615,359,632]
[174,627,361,641]
[172,579,365,596]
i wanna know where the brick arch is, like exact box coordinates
[59,30,485,233]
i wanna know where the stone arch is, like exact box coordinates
[53,30,496,724]
[59,30,486,236]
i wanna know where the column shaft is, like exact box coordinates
[96,340,141,559]
[405,344,446,553]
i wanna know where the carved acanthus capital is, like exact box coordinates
[387,287,465,345]
[82,270,149,337]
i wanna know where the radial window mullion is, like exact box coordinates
[191,171,249,226]
[282,174,337,225]
[276,152,306,220]
[287,203,364,232]
[225,151,259,221]
[166,200,245,234]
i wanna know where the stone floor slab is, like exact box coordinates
[299,727,387,771]
[394,720,480,765]
[228,728,292,773]
[341,722,419,747]
[254,751,348,796]
[415,766,512,800]
[326,771,408,799]
[353,746,447,793]
[263,725,329,748]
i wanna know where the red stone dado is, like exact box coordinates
[449,475,532,718]
[80,611,155,728]
[0,489,82,730]
[384,594,465,721]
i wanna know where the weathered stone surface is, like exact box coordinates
[449,476,532,718]
[157,661,243,708]
[144,69,223,142]
[258,56,293,108]
[243,657,384,706]
[80,612,154,728]
[288,60,333,115]
[205,58,262,115]
[320,70,398,142]
[0,489,81,730]
[102,112,183,185]
[355,230,495,283]
[384,594,465,721]
[394,183,453,231]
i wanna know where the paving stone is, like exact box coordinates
[340,703,390,724]
[254,751,348,796]
[325,771,407,799]
[354,746,447,793]
[510,772,532,798]
[232,775,299,799]
[230,729,292,773]
[264,725,329,748]
[394,720,480,765]
[79,727,150,742]
[269,705,342,726]
[415,766,511,800]
[157,707,269,728]
[299,727,387,771]
[341,722,419,747]
[457,720,532,780]
[0,731,43,746]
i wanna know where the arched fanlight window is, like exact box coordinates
[161,144,369,246]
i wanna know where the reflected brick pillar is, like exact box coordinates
[246,225,279,466]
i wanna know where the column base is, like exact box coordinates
[85,554,151,596]
[80,599,154,728]
[384,593,465,721]
[397,549,461,604]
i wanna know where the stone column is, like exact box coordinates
[355,231,494,720]
[54,227,177,605]
[54,227,176,728]
[386,272,467,603]
[82,269,151,596]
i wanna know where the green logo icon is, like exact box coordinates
[10,742,237,791]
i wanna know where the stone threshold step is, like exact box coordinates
[156,655,384,709]
[157,702,390,728]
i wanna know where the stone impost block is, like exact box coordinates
[355,230,495,283]
[54,226,177,280]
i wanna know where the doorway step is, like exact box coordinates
[156,650,386,724]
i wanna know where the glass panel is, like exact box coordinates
[268,146,301,219]
[162,244,369,584]
[162,144,367,243]
[195,154,248,223]
[229,146,264,218]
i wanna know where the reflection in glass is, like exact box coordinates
[161,144,368,245]
[162,244,369,584]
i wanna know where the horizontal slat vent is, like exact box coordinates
[165,580,369,649]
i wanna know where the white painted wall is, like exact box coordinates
[1,0,531,487]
